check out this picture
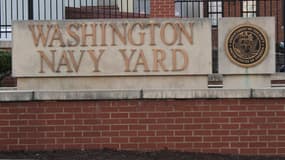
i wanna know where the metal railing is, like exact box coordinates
[175,0,285,72]
[0,0,150,40]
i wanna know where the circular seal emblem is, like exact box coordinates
[225,24,269,67]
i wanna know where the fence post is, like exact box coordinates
[28,0,33,20]
[283,0,285,43]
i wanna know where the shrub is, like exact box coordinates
[0,51,11,77]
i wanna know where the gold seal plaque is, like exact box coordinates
[225,24,269,67]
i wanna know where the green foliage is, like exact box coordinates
[0,51,11,75]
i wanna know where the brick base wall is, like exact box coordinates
[0,99,285,156]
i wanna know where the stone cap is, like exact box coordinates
[1,89,285,102]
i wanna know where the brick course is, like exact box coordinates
[0,99,285,156]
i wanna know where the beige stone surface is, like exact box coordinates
[17,76,208,90]
[223,75,271,89]
[218,17,275,74]
[13,19,212,77]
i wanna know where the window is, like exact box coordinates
[134,0,150,14]
[175,1,203,18]
[242,0,257,17]
[208,1,223,26]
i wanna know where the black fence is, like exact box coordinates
[0,0,150,40]
[175,0,285,72]
[0,0,285,72]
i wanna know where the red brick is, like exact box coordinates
[212,118,229,123]
[148,137,165,143]
[112,137,129,143]
[250,130,267,135]
[203,124,221,129]
[176,143,192,149]
[220,149,239,154]
[74,126,93,131]
[259,148,277,155]
[47,132,64,137]
[120,131,137,136]
[202,112,220,117]
[111,113,129,118]
[56,114,74,119]
[45,107,63,113]
[239,112,256,117]
[129,137,147,143]
[20,139,37,144]
[221,124,239,129]
[240,136,258,142]
[46,144,64,150]
[118,107,136,112]
[221,112,238,117]
[121,119,138,124]
[212,143,229,148]
[204,137,221,142]
[139,143,157,149]
[9,108,26,113]
[166,112,183,117]
[222,136,239,142]
[101,144,119,149]
[10,120,28,126]
[83,132,100,137]
[138,131,155,136]
[0,120,9,126]
[211,106,228,111]
[184,124,202,130]
[269,130,285,135]
[267,105,284,111]
[193,130,211,136]
[240,124,258,129]
[8,145,26,151]
[26,144,46,151]
[130,113,147,118]
[101,131,119,137]
[193,143,211,148]
[38,138,55,144]
[240,149,258,155]
[111,125,128,130]
[249,117,266,123]
[65,132,82,137]
[0,114,17,120]
[29,120,46,125]
[260,136,277,141]
[55,126,73,131]
[212,130,230,136]
[93,137,110,143]
[157,119,174,123]
[65,144,83,150]
[38,126,55,132]
[149,124,166,130]
[185,112,202,117]
[38,114,55,119]
[120,144,138,149]
[138,119,156,124]
[84,119,101,124]
[47,120,64,125]
[257,112,275,116]
[65,120,83,125]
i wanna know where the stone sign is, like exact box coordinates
[13,19,212,77]
[219,17,275,74]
